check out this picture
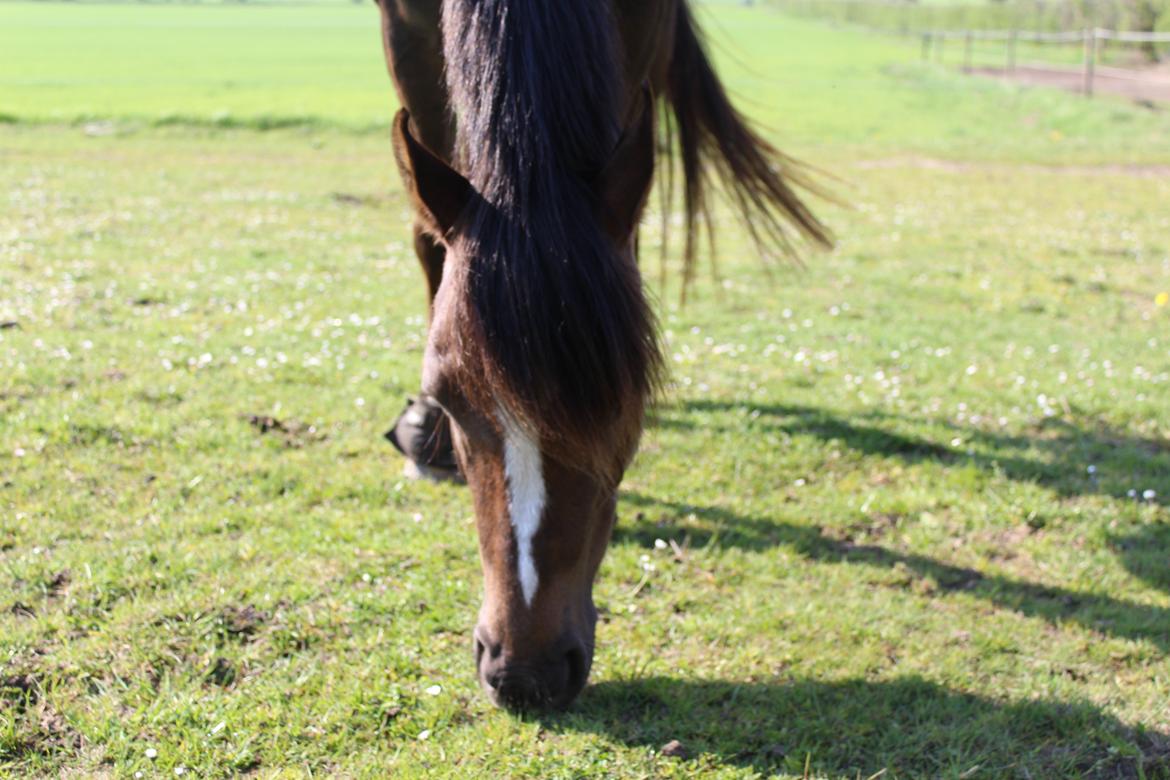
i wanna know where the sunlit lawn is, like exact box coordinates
[2,3,1169,777]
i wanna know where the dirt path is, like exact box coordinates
[971,63,1170,105]
[854,157,1170,177]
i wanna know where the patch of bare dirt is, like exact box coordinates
[972,62,1170,105]
[215,604,269,643]
[330,191,385,208]
[855,157,1170,177]
[0,673,41,708]
[204,657,237,687]
[46,570,70,597]
[0,702,85,762]
[837,512,903,543]
[243,414,326,448]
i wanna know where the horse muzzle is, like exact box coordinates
[474,625,591,711]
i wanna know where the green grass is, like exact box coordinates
[0,2,391,127]
[4,1,1170,159]
[2,3,1170,778]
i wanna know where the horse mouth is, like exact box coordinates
[475,634,591,712]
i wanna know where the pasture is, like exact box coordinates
[2,2,1170,777]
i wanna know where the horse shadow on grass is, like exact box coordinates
[591,402,1170,775]
[548,675,1170,778]
[1110,522,1170,595]
[616,492,1170,652]
[651,399,1169,506]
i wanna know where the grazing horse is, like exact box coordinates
[373,0,829,710]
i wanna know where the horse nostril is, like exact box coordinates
[494,672,545,711]
[473,625,501,676]
[563,645,587,699]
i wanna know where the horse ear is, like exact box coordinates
[596,88,656,243]
[393,109,472,237]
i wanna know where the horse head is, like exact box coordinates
[391,96,659,710]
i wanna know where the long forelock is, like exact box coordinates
[441,0,662,463]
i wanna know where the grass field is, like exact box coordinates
[2,2,1170,777]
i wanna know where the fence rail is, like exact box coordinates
[918,26,1170,97]
[1102,29,1170,42]
[773,0,1170,101]
[775,0,1170,39]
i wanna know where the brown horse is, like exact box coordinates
[373,0,829,711]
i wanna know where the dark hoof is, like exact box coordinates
[385,396,462,482]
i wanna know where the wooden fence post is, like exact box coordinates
[1007,30,1017,73]
[1082,28,1097,97]
[964,30,974,71]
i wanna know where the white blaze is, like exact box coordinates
[500,414,545,606]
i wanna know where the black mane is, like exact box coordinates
[441,0,661,454]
